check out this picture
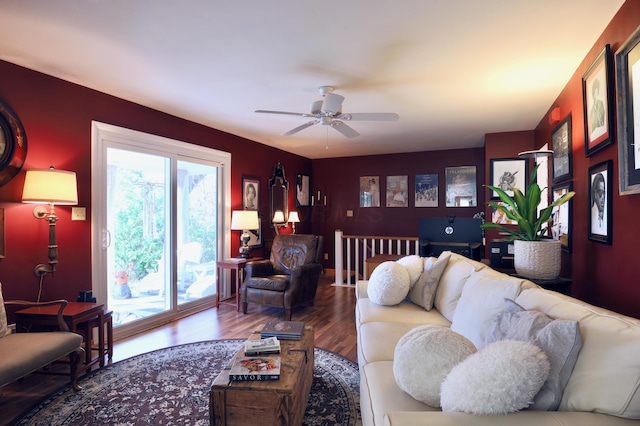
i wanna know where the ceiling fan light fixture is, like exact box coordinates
[321,92,344,114]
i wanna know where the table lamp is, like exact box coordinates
[230,210,259,258]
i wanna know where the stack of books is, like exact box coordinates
[244,336,281,356]
[260,320,305,340]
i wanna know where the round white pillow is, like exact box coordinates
[393,325,477,407]
[396,255,424,287]
[440,339,551,415]
[367,261,411,305]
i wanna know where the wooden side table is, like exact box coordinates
[15,302,110,374]
[216,258,259,311]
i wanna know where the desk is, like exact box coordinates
[15,302,110,374]
[216,258,258,311]
[365,254,403,279]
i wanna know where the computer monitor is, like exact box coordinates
[418,216,483,259]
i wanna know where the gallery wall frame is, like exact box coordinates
[616,26,640,195]
[296,173,310,207]
[552,182,573,253]
[445,166,476,207]
[360,176,381,207]
[551,115,572,183]
[588,160,612,245]
[583,44,615,157]
[489,158,527,199]
[242,176,260,211]
[415,173,438,207]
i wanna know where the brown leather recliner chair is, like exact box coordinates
[241,234,324,320]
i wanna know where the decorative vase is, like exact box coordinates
[513,239,561,280]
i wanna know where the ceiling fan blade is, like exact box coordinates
[255,109,312,117]
[283,120,319,136]
[331,120,360,138]
[339,112,400,121]
[321,92,344,114]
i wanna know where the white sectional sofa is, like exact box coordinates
[356,251,640,426]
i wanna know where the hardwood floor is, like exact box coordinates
[0,269,357,426]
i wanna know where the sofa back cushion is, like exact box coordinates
[516,288,640,419]
[0,282,8,338]
[433,252,487,322]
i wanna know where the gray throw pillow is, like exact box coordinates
[408,252,450,311]
[486,298,583,411]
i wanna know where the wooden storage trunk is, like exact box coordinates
[210,326,314,426]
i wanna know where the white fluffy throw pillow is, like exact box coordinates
[441,339,551,415]
[393,325,477,407]
[396,255,424,288]
[367,261,410,305]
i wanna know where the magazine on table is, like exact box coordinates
[228,355,281,381]
[260,320,305,340]
[244,336,281,356]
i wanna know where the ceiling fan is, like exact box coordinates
[255,86,399,138]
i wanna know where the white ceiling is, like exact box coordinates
[0,1,624,159]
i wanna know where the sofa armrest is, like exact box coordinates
[4,299,69,332]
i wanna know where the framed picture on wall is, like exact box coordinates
[583,44,615,157]
[552,182,573,253]
[489,158,527,199]
[360,176,381,207]
[445,166,476,207]
[243,176,260,211]
[551,115,572,183]
[415,173,438,207]
[386,175,408,207]
[588,160,612,245]
[616,27,640,195]
[296,173,310,206]
[247,217,262,248]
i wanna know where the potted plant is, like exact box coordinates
[481,163,575,279]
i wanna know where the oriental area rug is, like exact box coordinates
[15,340,361,426]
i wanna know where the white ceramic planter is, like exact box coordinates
[513,239,561,280]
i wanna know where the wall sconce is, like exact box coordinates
[230,210,259,258]
[288,211,300,234]
[22,166,78,280]
[272,210,287,235]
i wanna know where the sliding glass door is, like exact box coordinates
[92,122,231,339]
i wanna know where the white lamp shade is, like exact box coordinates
[230,210,259,230]
[272,210,285,223]
[288,211,300,223]
[22,168,78,205]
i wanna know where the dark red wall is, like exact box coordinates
[311,148,486,264]
[529,0,640,317]
[0,61,311,303]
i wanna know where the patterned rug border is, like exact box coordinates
[15,339,361,426]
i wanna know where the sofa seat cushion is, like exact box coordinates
[441,340,550,415]
[361,361,438,426]
[394,325,477,407]
[516,288,640,419]
[356,298,451,328]
[245,275,289,291]
[0,331,83,386]
[486,298,583,411]
[434,252,487,322]
[358,322,425,367]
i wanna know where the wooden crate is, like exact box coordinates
[210,326,314,426]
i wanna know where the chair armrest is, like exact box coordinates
[5,299,70,332]
[245,260,274,278]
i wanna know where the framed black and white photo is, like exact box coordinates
[415,173,438,207]
[445,166,476,207]
[552,115,572,183]
[552,182,573,253]
[616,27,640,195]
[242,176,260,211]
[296,173,310,206]
[588,160,612,245]
[489,158,527,199]
[247,217,262,248]
[583,44,615,157]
